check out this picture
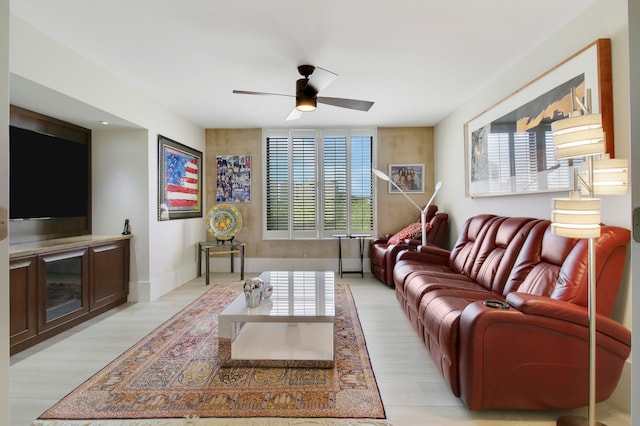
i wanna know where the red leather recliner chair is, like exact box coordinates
[370,205,448,286]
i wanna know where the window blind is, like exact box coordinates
[266,136,289,232]
[263,129,375,240]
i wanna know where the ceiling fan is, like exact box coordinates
[233,65,374,120]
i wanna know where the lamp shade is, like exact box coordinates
[580,156,630,195]
[551,197,601,238]
[296,78,317,112]
[551,114,605,159]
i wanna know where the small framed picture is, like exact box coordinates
[216,155,251,202]
[388,164,424,193]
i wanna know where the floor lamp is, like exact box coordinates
[372,168,442,247]
[550,90,629,426]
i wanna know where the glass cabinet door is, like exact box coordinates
[45,256,82,321]
[38,248,89,330]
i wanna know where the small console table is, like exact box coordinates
[332,234,370,278]
[197,241,245,285]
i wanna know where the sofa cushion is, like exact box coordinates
[388,221,431,245]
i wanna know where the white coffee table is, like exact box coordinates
[218,271,335,368]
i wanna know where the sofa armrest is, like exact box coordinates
[457,298,631,410]
[385,241,420,266]
[505,292,631,343]
[403,238,422,246]
[416,244,451,255]
[371,237,390,245]
[396,246,450,265]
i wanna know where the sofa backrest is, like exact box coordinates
[410,204,437,225]
[469,217,547,294]
[502,222,630,316]
[502,220,574,297]
[448,214,497,275]
[551,225,630,315]
[426,212,449,248]
[449,214,630,316]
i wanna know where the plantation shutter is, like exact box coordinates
[291,135,318,237]
[322,135,348,232]
[350,135,373,232]
[265,136,289,236]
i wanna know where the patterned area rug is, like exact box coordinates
[39,283,385,420]
[33,418,394,425]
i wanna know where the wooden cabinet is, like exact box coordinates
[9,256,38,350]
[9,236,130,355]
[90,241,129,311]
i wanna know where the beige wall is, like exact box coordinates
[205,128,263,255]
[375,127,435,238]
[205,127,435,259]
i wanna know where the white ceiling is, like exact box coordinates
[10,0,598,130]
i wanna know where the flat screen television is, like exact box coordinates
[9,105,91,244]
[10,126,89,219]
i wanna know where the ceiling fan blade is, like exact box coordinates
[317,96,374,111]
[286,108,303,121]
[307,67,337,93]
[233,90,294,98]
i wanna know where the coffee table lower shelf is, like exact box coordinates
[219,322,335,368]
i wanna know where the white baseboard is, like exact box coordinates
[128,280,151,303]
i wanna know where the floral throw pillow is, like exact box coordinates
[388,222,432,245]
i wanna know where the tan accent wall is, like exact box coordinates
[376,127,435,237]
[205,127,434,259]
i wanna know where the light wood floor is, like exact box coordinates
[10,272,630,426]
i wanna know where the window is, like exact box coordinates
[263,129,375,240]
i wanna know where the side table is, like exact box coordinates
[332,234,370,278]
[197,241,245,285]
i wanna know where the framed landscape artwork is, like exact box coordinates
[464,39,613,198]
[388,163,425,193]
[157,135,203,220]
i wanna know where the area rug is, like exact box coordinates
[33,418,394,426]
[39,282,385,421]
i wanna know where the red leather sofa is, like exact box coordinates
[392,214,631,411]
[370,205,448,286]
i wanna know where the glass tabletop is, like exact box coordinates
[199,240,244,248]
[220,271,335,319]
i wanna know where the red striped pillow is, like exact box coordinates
[388,222,431,245]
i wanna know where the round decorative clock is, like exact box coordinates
[206,204,243,241]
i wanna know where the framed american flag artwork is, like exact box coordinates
[157,135,203,220]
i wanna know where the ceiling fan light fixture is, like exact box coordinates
[296,78,317,112]
[296,97,317,112]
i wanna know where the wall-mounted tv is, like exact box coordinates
[9,105,91,244]
[10,126,89,219]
